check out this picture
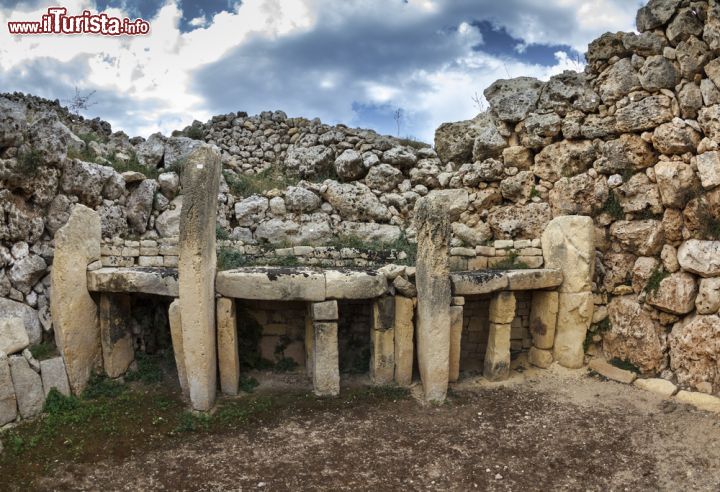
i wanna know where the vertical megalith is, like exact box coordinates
[393,296,415,387]
[541,216,595,369]
[217,297,239,396]
[414,196,452,402]
[99,294,135,378]
[485,291,516,381]
[9,355,44,419]
[168,300,189,398]
[449,305,463,383]
[308,300,339,396]
[0,353,17,426]
[178,145,222,411]
[370,297,395,385]
[51,204,101,395]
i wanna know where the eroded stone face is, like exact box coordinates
[669,314,720,392]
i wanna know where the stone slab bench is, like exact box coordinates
[87,267,179,297]
[215,267,388,301]
[450,269,563,296]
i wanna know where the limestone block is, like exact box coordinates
[528,347,553,368]
[9,355,44,419]
[394,297,415,387]
[216,267,325,301]
[414,196,452,402]
[0,317,29,355]
[325,269,388,300]
[489,291,516,324]
[553,292,593,369]
[0,299,41,346]
[310,300,339,321]
[529,291,558,350]
[696,278,720,314]
[304,311,314,378]
[449,306,463,383]
[646,272,698,315]
[484,323,511,381]
[541,215,595,293]
[40,357,71,397]
[677,240,720,277]
[51,204,101,395]
[450,270,508,296]
[505,269,563,291]
[179,145,221,412]
[87,267,179,297]
[633,378,677,397]
[168,299,189,399]
[313,322,340,396]
[675,390,720,413]
[588,358,637,384]
[99,294,134,378]
[217,298,239,396]
[370,297,395,385]
[0,354,17,425]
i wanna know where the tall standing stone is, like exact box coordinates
[99,294,135,378]
[9,355,44,418]
[370,297,395,385]
[394,296,415,387]
[168,300,189,398]
[449,305,463,383]
[414,196,452,402]
[485,291,516,381]
[313,322,340,396]
[39,357,71,397]
[179,145,222,411]
[542,215,595,369]
[217,297,239,396]
[529,291,559,350]
[0,353,17,425]
[51,204,101,395]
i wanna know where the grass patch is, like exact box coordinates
[530,185,540,199]
[124,353,164,384]
[239,375,259,393]
[17,148,43,176]
[217,246,302,270]
[602,191,624,220]
[644,267,669,294]
[107,152,159,179]
[81,373,126,400]
[396,137,430,150]
[216,224,229,241]
[224,167,295,198]
[491,250,530,270]
[327,233,417,265]
[29,342,57,361]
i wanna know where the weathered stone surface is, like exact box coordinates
[638,55,679,91]
[472,117,508,161]
[217,267,326,301]
[312,322,340,396]
[530,291,559,350]
[646,272,698,315]
[337,222,401,244]
[448,305,463,383]
[364,164,404,192]
[669,314,720,393]
[489,291,516,325]
[675,390,720,412]
[310,300,339,321]
[528,347,553,369]
[542,215,594,293]
[594,134,655,175]
[155,196,182,238]
[39,357,71,397]
[99,294,134,378]
[487,203,552,240]
[393,276,418,298]
[136,133,166,168]
[126,179,158,234]
[554,292,593,369]
[634,377,678,397]
[597,58,641,103]
[615,173,664,214]
[335,149,366,181]
[484,323,511,381]
[0,317,29,356]
[9,254,46,294]
[485,77,544,122]
[370,297,395,385]
[426,189,469,222]
[179,145,221,411]
[88,267,179,297]
[654,161,700,208]
[285,145,334,179]
[9,355,44,418]
[217,298,239,396]
[451,270,508,295]
[382,147,417,170]
[604,296,667,375]
[696,278,720,314]
[326,270,388,300]
[322,182,389,222]
[589,358,637,384]
[435,114,490,164]
[285,186,321,213]
[615,95,674,132]
[653,121,701,155]
[677,240,720,277]
[549,173,606,217]
[0,298,40,346]
[414,196,451,402]
[506,269,563,291]
[168,300,188,398]
[696,150,720,189]
[636,0,681,32]
[610,220,665,256]
[0,353,17,425]
[51,204,101,395]
[534,140,596,183]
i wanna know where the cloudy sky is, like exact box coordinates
[0,0,642,142]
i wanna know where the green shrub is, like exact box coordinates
[224,167,294,197]
[29,342,57,361]
[43,388,80,415]
[17,148,43,175]
[124,353,164,384]
[492,250,530,270]
[185,126,205,140]
[216,224,230,241]
[644,267,669,294]
[81,373,125,400]
[602,191,624,220]
[175,411,211,433]
[218,247,250,270]
[107,152,159,179]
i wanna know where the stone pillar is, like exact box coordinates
[393,296,415,387]
[99,294,134,378]
[0,353,17,426]
[449,304,464,383]
[305,312,314,378]
[217,298,239,396]
[371,297,395,385]
[309,300,339,396]
[51,204,101,395]
[484,291,515,381]
[414,196,451,402]
[542,216,595,369]
[528,291,558,368]
[179,145,221,411]
[9,355,44,419]
[168,300,189,398]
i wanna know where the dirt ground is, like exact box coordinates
[20,360,720,492]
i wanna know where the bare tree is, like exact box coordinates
[393,108,403,137]
[471,91,487,112]
[65,87,98,115]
